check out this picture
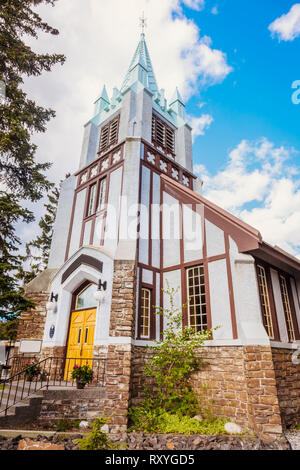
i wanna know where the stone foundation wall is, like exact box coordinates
[16,292,48,342]
[37,388,105,427]
[102,260,137,433]
[109,260,137,338]
[271,347,300,428]
[130,345,284,440]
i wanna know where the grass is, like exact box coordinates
[128,410,231,435]
[155,414,230,435]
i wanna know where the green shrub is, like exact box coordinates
[129,408,228,435]
[128,282,219,432]
[76,412,125,450]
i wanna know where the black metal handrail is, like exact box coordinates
[0,356,107,416]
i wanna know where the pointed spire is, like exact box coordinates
[169,87,185,119]
[120,33,159,95]
[170,87,184,106]
[93,85,110,115]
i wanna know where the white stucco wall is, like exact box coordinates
[230,252,269,345]
[206,220,226,258]
[151,172,160,269]
[83,220,92,246]
[48,176,77,269]
[163,270,182,332]
[68,188,86,259]
[139,165,150,265]
[162,192,180,268]
[208,259,233,339]
[103,166,123,253]
[183,204,203,263]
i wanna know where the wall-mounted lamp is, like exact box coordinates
[98,279,107,291]
[50,292,58,303]
[94,279,107,304]
[46,292,58,313]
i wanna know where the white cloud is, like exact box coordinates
[195,138,300,255]
[21,0,231,187]
[182,0,205,10]
[187,114,213,141]
[269,3,300,41]
[211,6,218,15]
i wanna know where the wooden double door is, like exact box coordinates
[65,308,96,380]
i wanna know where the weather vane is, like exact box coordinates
[139,12,147,34]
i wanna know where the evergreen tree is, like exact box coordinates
[0,1,66,320]
[0,0,65,199]
[0,318,19,341]
[0,192,35,320]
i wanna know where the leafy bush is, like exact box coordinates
[129,282,215,431]
[76,412,125,450]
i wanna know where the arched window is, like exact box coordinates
[75,283,98,310]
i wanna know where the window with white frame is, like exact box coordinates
[257,265,274,339]
[97,177,107,212]
[87,184,96,217]
[140,288,151,339]
[279,275,295,342]
[187,265,207,333]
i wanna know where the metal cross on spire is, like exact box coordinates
[139,12,147,35]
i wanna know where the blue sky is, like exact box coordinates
[183,0,300,172]
[20,0,300,257]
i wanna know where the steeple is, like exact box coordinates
[120,33,159,95]
[169,87,185,119]
[93,85,110,116]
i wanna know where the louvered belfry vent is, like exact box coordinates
[152,113,175,156]
[99,116,120,154]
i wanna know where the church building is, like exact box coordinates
[16,32,300,439]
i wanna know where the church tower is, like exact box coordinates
[15,30,300,439]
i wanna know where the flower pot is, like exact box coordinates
[76,380,85,389]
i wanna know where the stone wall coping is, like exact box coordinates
[270,341,300,350]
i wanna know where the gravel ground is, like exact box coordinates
[0,432,292,450]
[285,430,300,450]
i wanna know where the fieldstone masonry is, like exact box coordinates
[13,262,300,439]
[102,260,137,433]
[16,292,48,343]
[130,344,300,440]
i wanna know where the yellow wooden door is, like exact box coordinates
[64,308,96,380]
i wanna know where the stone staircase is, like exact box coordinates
[0,383,105,429]
[0,383,44,428]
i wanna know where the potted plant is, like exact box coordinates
[71,364,94,389]
[22,361,41,382]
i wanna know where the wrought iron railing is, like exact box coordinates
[0,356,107,416]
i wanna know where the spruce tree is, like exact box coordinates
[0,1,66,320]
[0,192,35,319]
